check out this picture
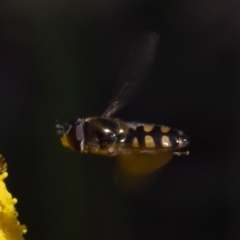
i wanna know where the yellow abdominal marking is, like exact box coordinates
[161,135,172,148]
[132,137,139,148]
[143,125,154,132]
[161,126,171,133]
[145,135,156,148]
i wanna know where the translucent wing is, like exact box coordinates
[102,31,160,118]
[114,152,173,192]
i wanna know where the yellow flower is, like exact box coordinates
[0,155,27,240]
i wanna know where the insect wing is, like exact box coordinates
[102,31,160,117]
[114,152,173,192]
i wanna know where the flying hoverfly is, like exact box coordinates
[56,32,189,166]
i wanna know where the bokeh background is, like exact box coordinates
[1,0,240,239]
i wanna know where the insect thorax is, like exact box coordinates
[82,117,129,155]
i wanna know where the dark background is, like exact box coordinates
[0,0,240,239]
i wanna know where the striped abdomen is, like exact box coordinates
[124,123,189,152]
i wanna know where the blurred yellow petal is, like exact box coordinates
[0,155,27,240]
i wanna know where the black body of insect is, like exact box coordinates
[56,31,189,158]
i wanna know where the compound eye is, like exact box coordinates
[75,119,83,141]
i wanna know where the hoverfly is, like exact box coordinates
[56,32,189,162]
